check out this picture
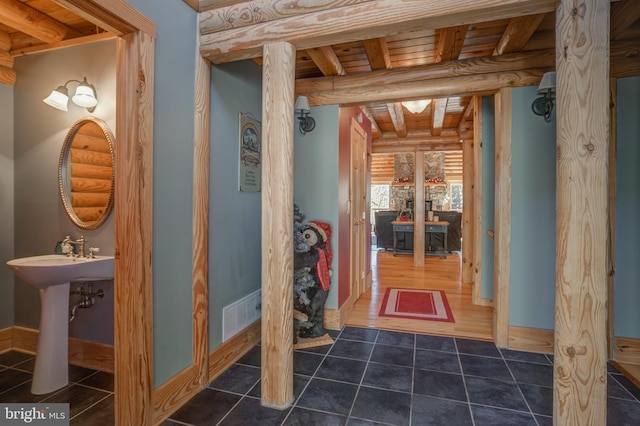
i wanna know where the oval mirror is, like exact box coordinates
[58,117,115,230]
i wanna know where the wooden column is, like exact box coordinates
[472,96,487,306]
[114,30,155,426]
[461,138,474,284]
[260,41,295,409]
[192,43,211,387]
[554,0,610,425]
[414,151,425,266]
[493,87,512,348]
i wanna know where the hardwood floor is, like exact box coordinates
[345,249,494,341]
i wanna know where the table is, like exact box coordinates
[391,220,449,258]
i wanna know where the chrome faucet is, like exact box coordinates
[62,235,87,257]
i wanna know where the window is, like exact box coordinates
[371,184,390,215]
[450,183,463,211]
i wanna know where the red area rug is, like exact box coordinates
[379,288,455,322]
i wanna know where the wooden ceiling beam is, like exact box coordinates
[611,39,640,77]
[436,25,469,62]
[361,106,382,139]
[200,0,372,29]
[304,69,548,106]
[0,29,11,74]
[363,37,391,70]
[0,31,10,51]
[0,49,13,68]
[200,0,557,63]
[362,37,391,139]
[182,0,200,12]
[611,0,640,41]
[199,0,245,11]
[10,32,116,57]
[305,46,345,76]
[431,98,448,136]
[494,14,546,55]
[0,0,81,43]
[52,0,155,37]
[0,63,16,86]
[296,50,554,94]
[457,98,475,135]
[372,138,463,153]
[386,102,408,138]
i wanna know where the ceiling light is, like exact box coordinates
[402,99,431,114]
[43,77,98,112]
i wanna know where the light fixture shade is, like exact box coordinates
[72,79,98,108]
[402,99,431,114]
[294,96,310,114]
[538,71,556,92]
[43,86,69,111]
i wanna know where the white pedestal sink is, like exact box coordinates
[6,254,114,394]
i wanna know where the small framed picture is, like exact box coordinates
[239,113,261,192]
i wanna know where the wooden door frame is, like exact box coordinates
[53,1,157,424]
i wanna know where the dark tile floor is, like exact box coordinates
[1,326,639,425]
[0,350,113,425]
[164,327,640,426]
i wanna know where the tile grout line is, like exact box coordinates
[454,337,477,426]
[344,328,378,423]
[501,346,541,424]
[279,328,343,425]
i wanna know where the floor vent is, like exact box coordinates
[222,289,261,342]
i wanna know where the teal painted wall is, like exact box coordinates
[294,105,340,309]
[209,60,263,348]
[615,76,640,339]
[509,86,556,329]
[125,0,197,387]
[481,97,495,300]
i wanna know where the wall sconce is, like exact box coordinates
[294,96,316,135]
[402,99,431,114]
[531,71,556,122]
[43,77,98,112]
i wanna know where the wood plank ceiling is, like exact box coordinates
[0,0,114,86]
[195,0,639,184]
[3,0,639,182]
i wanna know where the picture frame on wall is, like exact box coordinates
[238,113,261,192]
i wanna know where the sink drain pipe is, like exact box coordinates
[69,282,104,322]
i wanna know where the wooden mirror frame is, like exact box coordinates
[58,116,115,230]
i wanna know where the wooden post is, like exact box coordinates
[192,40,211,387]
[554,1,610,425]
[461,138,474,284]
[260,41,295,409]
[493,87,512,348]
[114,30,155,426]
[414,151,425,266]
[472,96,486,306]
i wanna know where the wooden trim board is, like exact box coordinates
[8,326,114,372]
[0,327,11,352]
[615,337,640,365]
[324,295,355,331]
[208,320,261,381]
[508,325,554,354]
